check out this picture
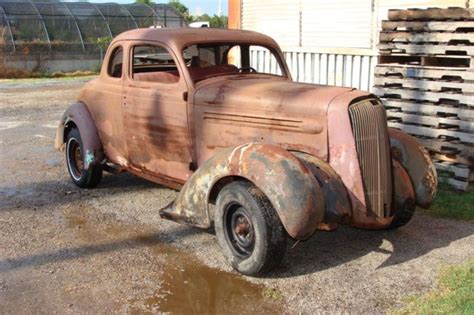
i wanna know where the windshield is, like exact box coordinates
[182,43,286,82]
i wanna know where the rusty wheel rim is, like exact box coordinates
[67,137,84,181]
[225,204,255,258]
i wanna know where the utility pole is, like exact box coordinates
[217,0,222,16]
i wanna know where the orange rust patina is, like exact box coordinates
[56,28,437,240]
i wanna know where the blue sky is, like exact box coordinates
[86,0,228,16]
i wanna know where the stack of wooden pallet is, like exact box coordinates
[373,7,474,191]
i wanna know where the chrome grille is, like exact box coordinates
[349,99,392,217]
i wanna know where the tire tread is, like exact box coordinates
[215,180,286,276]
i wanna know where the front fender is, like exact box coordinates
[389,128,437,208]
[160,143,325,240]
[54,102,103,169]
[292,151,352,225]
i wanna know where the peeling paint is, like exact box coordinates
[84,151,95,168]
[160,143,324,240]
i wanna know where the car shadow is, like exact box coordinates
[0,227,202,273]
[267,213,474,278]
[2,173,473,278]
[0,172,174,211]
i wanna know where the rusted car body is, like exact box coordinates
[56,28,437,275]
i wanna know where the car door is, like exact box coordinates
[122,41,193,183]
[85,43,128,166]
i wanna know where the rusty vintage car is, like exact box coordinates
[56,28,437,276]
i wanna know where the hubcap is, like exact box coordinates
[67,138,83,180]
[225,204,255,258]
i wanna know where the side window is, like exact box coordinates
[132,45,180,84]
[107,46,123,78]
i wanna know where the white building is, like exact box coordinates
[229,0,472,91]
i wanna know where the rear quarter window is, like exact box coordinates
[107,46,123,78]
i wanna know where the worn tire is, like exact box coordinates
[65,128,102,188]
[214,181,286,276]
[388,199,416,229]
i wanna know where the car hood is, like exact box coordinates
[193,75,355,117]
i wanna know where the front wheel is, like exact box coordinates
[388,199,416,229]
[65,128,102,188]
[214,181,286,276]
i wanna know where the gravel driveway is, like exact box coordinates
[1,77,473,314]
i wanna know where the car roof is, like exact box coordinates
[112,28,280,50]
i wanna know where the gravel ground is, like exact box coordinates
[1,77,473,314]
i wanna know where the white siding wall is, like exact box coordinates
[241,0,469,91]
[301,0,373,49]
[242,0,300,47]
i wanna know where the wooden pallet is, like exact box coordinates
[387,121,473,144]
[382,99,473,123]
[431,151,473,167]
[378,43,474,57]
[434,160,473,191]
[374,76,474,93]
[435,156,473,191]
[380,31,474,44]
[373,87,474,107]
[416,137,474,159]
[382,20,474,32]
[439,178,472,190]
[386,110,474,133]
[375,65,474,81]
[378,8,474,190]
[437,174,473,191]
[434,160,473,179]
[388,8,474,21]
[378,55,472,68]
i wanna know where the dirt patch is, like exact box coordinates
[0,78,473,313]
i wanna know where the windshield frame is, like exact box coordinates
[179,40,291,84]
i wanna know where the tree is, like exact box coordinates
[135,0,154,4]
[209,14,228,28]
[168,0,194,23]
[196,14,228,28]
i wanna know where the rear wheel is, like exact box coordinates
[214,181,286,276]
[65,128,102,188]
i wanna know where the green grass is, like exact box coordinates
[420,185,474,223]
[394,260,474,314]
[262,287,284,301]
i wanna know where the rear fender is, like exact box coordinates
[54,102,103,169]
[388,128,437,208]
[160,143,325,240]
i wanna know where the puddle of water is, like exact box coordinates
[66,213,87,229]
[133,257,281,314]
[64,206,283,314]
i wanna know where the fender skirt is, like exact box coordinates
[388,128,437,208]
[54,102,103,170]
[159,143,325,240]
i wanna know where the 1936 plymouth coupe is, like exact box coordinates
[56,28,437,276]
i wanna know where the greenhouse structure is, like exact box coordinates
[0,0,186,72]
